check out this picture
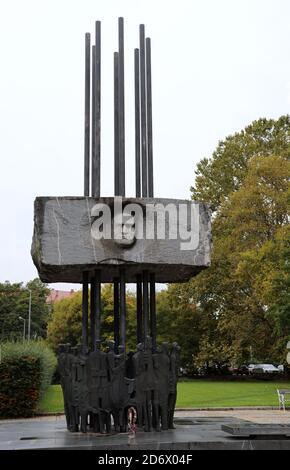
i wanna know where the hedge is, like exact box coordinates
[0,341,57,418]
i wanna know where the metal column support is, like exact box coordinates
[95,270,101,343]
[135,48,141,198]
[84,33,90,197]
[90,271,101,350]
[91,45,96,196]
[90,278,96,350]
[114,52,120,196]
[120,269,126,349]
[142,270,149,342]
[82,34,90,352]
[149,273,156,351]
[113,278,120,352]
[91,21,101,197]
[118,17,125,196]
[139,24,147,197]
[82,272,89,350]
[146,37,154,198]
[136,274,143,344]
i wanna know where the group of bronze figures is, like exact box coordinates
[58,337,180,434]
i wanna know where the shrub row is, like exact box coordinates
[0,341,57,418]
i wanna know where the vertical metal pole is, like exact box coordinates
[82,272,89,349]
[95,21,101,197]
[114,48,120,350]
[114,28,122,357]
[91,45,96,197]
[83,34,90,352]
[118,17,125,196]
[91,22,101,197]
[90,279,96,350]
[84,33,91,197]
[146,38,154,198]
[136,274,143,344]
[149,273,156,351]
[139,24,147,197]
[95,270,101,343]
[114,52,120,196]
[120,269,126,349]
[113,278,120,352]
[135,48,141,198]
[142,270,149,342]
[28,289,32,340]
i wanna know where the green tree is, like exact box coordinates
[155,285,204,368]
[191,115,290,211]
[189,154,290,367]
[0,279,50,341]
[163,116,290,371]
[47,285,137,351]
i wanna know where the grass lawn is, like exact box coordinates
[38,380,290,414]
[38,384,64,413]
[176,380,290,408]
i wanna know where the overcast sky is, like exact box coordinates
[1,0,290,290]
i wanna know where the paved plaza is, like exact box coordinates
[1,409,290,450]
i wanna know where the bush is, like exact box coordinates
[0,340,57,418]
[0,356,42,417]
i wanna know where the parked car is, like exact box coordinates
[179,367,188,377]
[248,363,282,374]
[229,365,249,375]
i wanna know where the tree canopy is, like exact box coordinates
[191,116,290,211]
[0,278,50,341]
[177,116,290,369]
[47,285,137,352]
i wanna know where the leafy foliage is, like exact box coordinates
[191,116,290,211]
[0,279,50,341]
[0,341,57,417]
[167,117,290,370]
[0,356,41,418]
[47,285,137,352]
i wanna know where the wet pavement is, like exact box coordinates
[0,410,289,450]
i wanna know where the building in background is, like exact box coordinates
[46,289,75,304]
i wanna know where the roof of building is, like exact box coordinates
[46,289,75,303]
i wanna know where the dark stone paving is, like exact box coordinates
[1,416,290,450]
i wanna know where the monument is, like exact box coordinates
[31,18,211,434]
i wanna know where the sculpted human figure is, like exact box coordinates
[140,336,155,431]
[153,342,170,430]
[168,342,181,429]
[58,344,71,430]
[107,340,116,381]
[61,344,79,432]
[106,340,121,431]
[133,342,146,429]
[111,344,130,432]
[76,344,89,433]
[70,346,81,431]
[87,341,108,432]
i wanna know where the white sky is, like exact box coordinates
[1,0,290,290]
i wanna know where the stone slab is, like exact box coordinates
[31,197,211,283]
[221,424,290,437]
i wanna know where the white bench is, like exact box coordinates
[277,389,290,411]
